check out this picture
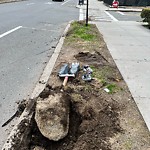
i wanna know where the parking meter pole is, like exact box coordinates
[86,0,89,26]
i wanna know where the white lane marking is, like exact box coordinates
[61,0,71,5]
[104,11,118,21]
[22,26,59,32]
[117,11,125,15]
[0,26,22,39]
[45,2,52,5]
[26,3,35,5]
[79,8,84,20]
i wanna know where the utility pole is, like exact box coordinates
[86,0,89,26]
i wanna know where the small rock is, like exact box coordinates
[35,93,70,141]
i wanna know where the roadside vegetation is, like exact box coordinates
[68,21,96,41]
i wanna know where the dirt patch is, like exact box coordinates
[27,21,150,150]
[29,84,123,150]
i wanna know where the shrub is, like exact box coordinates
[141,8,150,27]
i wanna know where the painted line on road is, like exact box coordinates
[79,8,84,21]
[104,11,118,21]
[117,11,125,15]
[26,3,35,5]
[45,2,53,5]
[22,26,59,32]
[61,0,71,5]
[0,26,22,39]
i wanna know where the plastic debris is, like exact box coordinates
[82,65,93,81]
[104,88,110,93]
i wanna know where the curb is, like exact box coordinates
[2,21,72,150]
[107,8,142,12]
[30,21,71,99]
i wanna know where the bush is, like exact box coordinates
[141,8,150,27]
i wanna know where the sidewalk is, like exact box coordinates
[88,1,150,131]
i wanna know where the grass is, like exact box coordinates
[91,66,105,83]
[91,66,122,94]
[91,65,114,84]
[64,21,101,52]
[105,83,119,94]
[67,21,96,41]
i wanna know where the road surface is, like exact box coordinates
[0,0,78,148]
[107,11,142,21]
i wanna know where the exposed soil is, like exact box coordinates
[27,22,150,150]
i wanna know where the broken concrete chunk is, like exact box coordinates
[35,93,70,141]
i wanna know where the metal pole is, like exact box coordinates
[86,0,89,26]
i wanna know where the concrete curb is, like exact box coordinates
[107,8,142,12]
[30,21,71,99]
[2,21,72,150]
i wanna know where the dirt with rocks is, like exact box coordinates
[16,21,150,150]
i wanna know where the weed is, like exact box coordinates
[91,65,120,84]
[91,66,107,84]
[90,66,122,93]
[105,84,118,94]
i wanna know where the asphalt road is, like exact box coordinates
[107,11,142,21]
[88,5,142,23]
[0,0,78,148]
